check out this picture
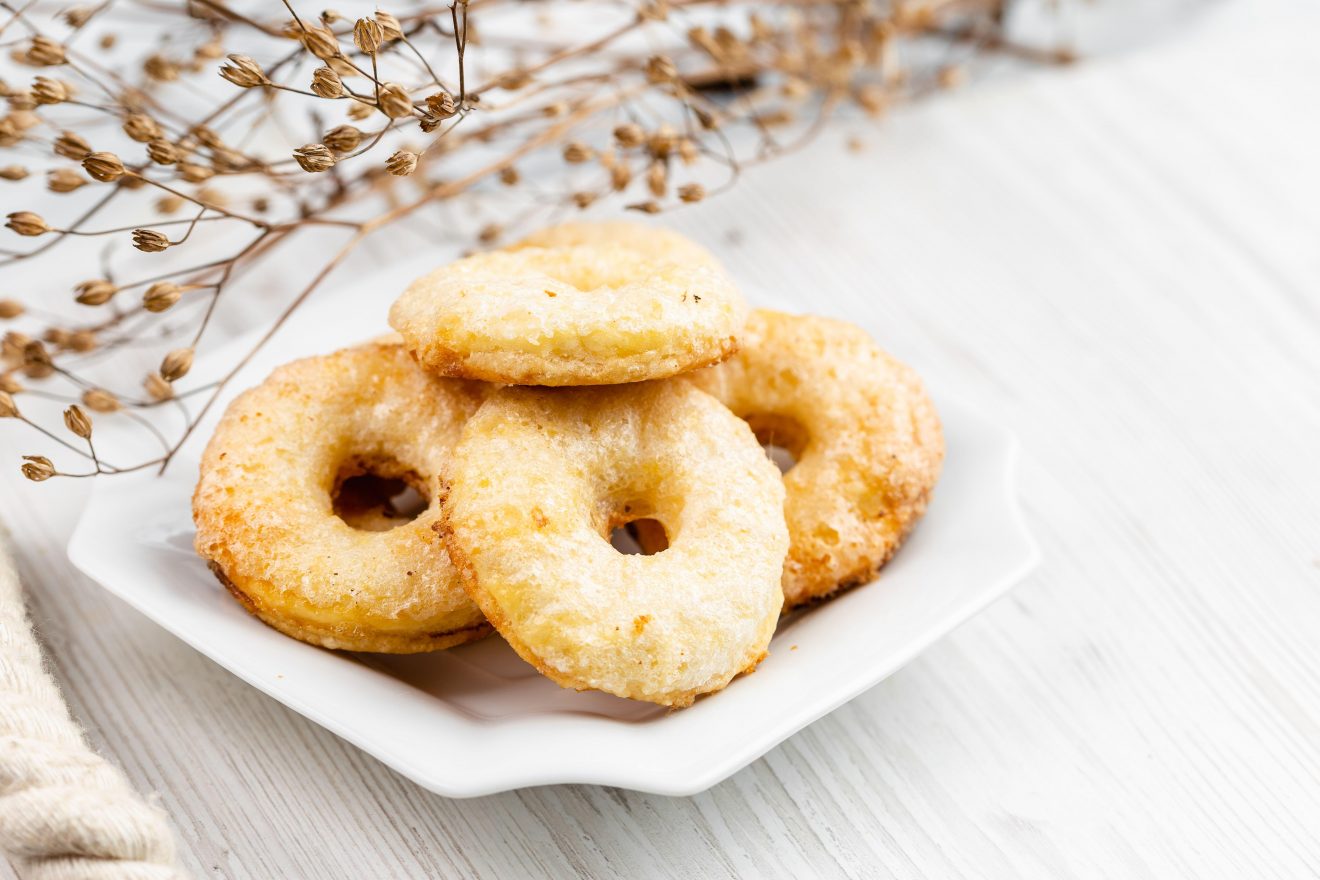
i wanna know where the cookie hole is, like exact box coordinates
[333,463,428,532]
[761,442,797,475]
[612,518,669,556]
[744,413,807,474]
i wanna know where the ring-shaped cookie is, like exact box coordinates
[663,310,944,608]
[388,225,746,386]
[193,341,490,653]
[438,381,788,707]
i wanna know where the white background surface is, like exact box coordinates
[3,0,1320,876]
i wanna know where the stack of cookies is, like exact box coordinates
[193,222,943,707]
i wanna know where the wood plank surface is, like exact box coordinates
[2,2,1318,877]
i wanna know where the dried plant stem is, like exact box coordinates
[0,0,1052,482]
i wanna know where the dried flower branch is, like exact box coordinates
[0,0,1062,482]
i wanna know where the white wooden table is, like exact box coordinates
[4,2,1320,876]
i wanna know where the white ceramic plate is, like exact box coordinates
[67,269,1038,798]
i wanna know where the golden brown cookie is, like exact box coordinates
[193,341,490,653]
[388,222,746,386]
[656,310,944,608]
[437,381,788,706]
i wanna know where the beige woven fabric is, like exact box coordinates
[0,535,187,879]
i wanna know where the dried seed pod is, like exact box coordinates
[178,163,214,183]
[294,143,335,173]
[320,9,343,24]
[21,455,56,482]
[377,12,403,41]
[2,332,31,362]
[53,130,91,160]
[645,55,676,83]
[0,391,18,419]
[143,282,182,312]
[691,104,723,129]
[347,100,374,121]
[0,166,29,181]
[190,124,223,148]
[195,39,224,60]
[156,194,186,213]
[385,150,417,176]
[646,161,667,198]
[121,113,161,143]
[310,67,345,99]
[31,76,70,105]
[689,26,719,59]
[498,70,531,91]
[144,372,174,401]
[353,18,383,54]
[498,166,519,186]
[196,187,227,207]
[22,339,51,371]
[82,388,120,413]
[67,330,96,353]
[0,373,21,394]
[5,212,49,236]
[46,167,85,193]
[63,404,92,439]
[627,200,662,214]
[28,36,67,66]
[572,191,596,209]
[677,182,705,203]
[132,228,171,253]
[74,279,117,306]
[64,6,94,27]
[301,26,340,60]
[425,92,456,118]
[6,112,38,137]
[160,347,194,382]
[209,147,245,173]
[220,54,266,88]
[0,300,23,319]
[82,151,127,182]
[610,163,632,191]
[143,54,180,82]
[323,124,362,152]
[146,139,180,165]
[562,142,592,164]
[613,123,644,149]
[22,358,53,381]
[377,82,413,118]
[648,126,678,159]
[6,90,38,112]
[478,224,502,246]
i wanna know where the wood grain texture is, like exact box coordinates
[3,3,1319,877]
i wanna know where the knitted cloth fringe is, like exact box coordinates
[0,535,187,879]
